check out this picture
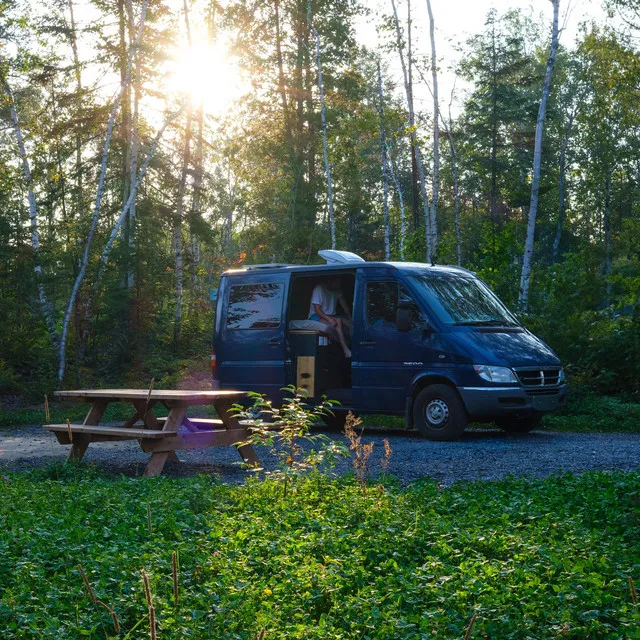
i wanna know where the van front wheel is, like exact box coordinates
[413,385,468,441]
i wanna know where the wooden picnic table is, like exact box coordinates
[44,389,259,476]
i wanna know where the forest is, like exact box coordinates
[1,0,639,402]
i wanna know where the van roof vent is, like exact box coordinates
[318,249,365,264]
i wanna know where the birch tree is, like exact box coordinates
[0,72,59,346]
[57,0,149,384]
[377,61,391,260]
[390,0,432,262]
[308,1,336,249]
[92,107,185,292]
[518,0,560,310]
[174,0,195,346]
[426,0,439,258]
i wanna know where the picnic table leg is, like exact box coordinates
[143,405,187,476]
[214,398,260,466]
[68,400,108,462]
[143,452,170,477]
[68,434,90,461]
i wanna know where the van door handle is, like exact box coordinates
[360,339,376,346]
[268,337,282,345]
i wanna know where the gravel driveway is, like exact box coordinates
[1,424,639,484]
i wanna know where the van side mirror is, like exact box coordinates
[396,300,412,332]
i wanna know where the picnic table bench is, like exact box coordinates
[44,389,259,476]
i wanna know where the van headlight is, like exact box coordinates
[558,367,566,384]
[473,365,518,383]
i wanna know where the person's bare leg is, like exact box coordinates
[334,318,351,358]
[342,317,352,342]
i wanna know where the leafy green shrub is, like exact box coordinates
[0,469,638,638]
[233,386,348,494]
[524,252,640,396]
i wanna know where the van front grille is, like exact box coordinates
[525,388,560,396]
[515,367,561,387]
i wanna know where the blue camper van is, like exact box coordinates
[212,250,566,440]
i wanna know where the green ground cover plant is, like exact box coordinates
[0,468,638,639]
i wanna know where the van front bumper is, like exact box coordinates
[457,385,567,420]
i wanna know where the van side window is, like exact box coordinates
[226,283,284,330]
[366,282,426,330]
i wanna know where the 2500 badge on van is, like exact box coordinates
[212,250,567,441]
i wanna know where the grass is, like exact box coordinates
[0,467,638,639]
[543,393,640,433]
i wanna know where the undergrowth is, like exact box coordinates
[0,468,638,639]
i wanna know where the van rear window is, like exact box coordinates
[226,283,284,330]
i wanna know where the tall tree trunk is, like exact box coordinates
[408,0,419,231]
[552,106,576,264]
[309,3,335,249]
[92,108,184,294]
[447,107,461,266]
[174,0,194,346]
[274,0,292,147]
[125,0,138,290]
[0,73,59,346]
[58,0,150,385]
[603,174,612,307]
[377,62,390,260]
[426,0,439,258]
[518,0,560,310]
[387,142,406,260]
[390,0,431,262]
[225,162,236,258]
[174,104,193,346]
[67,0,84,224]
[67,0,84,381]
[191,98,204,288]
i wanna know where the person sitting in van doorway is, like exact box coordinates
[309,278,352,358]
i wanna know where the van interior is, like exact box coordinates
[287,271,356,405]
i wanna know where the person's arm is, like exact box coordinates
[313,303,337,326]
[338,293,352,320]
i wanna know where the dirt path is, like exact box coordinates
[1,424,639,484]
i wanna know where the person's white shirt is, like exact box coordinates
[309,284,338,318]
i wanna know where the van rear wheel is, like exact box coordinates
[413,385,467,441]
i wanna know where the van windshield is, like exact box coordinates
[408,273,518,326]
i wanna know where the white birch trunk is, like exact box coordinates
[1,73,59,346]
[57,0,150,384]
[93,108,184,291]
[426,0,439,258]
[518,0,560,310]
[390,0,432,262]
[377,62,391,260]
